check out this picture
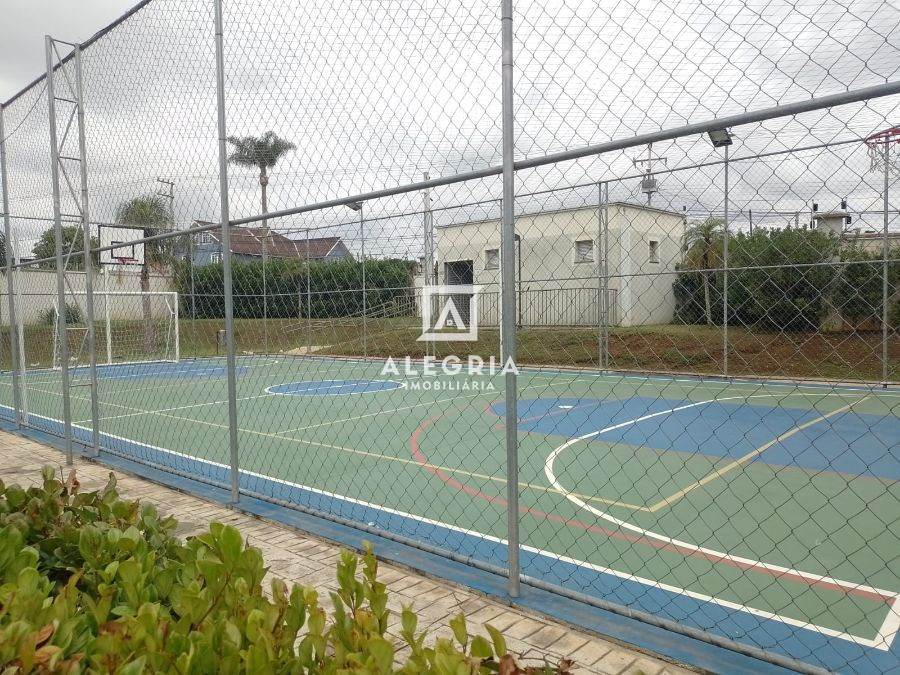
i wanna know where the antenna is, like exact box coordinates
[632,143,667,206]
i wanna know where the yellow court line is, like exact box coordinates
[645,397,869,513]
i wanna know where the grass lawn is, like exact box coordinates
[6,315,893,383]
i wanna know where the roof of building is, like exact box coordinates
[436,201,684,230]
[202,225,342,259]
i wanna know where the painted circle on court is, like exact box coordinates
[266,379,404,396]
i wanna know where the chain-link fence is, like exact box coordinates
[1,1,899,672]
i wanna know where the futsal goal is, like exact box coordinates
[51,291,179,369]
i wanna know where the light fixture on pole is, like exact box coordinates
[707,128,733,148]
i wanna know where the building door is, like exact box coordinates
[444,260,474,326]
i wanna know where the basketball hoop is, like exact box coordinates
[864,126,900,175]
[113,256,137,267]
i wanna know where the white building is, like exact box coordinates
[417,202,684,328]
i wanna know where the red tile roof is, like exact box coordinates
[206,226,340,259]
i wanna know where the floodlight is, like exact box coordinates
[346,201,363,212]
[707,129,733,148]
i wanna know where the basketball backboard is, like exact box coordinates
[100,225,145,267]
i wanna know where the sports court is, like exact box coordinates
[3,355,898,671]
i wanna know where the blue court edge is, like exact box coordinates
[1,404,896,673]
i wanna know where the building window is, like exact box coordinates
[574,239,594,263]
[648,240,660,264]
[199,231,211,245]
[484,248,500,270]
[210,251,222,264]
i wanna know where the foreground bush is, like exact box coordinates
[0,467,570,674]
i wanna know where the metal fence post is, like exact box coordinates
[723,143,730,378]
[360,205,367,358]
[305,227,312,355]
[0,106,24,428]
[46,35,74,464]
[423,172,434,359]
[262,229,268,354]
[500,0,520,598]
[883,141,890,385]
[214,0,241,503]
[597,181,607,371]
[75,45,100,456]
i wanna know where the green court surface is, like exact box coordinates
[3,355,899,669]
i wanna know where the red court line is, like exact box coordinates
[410,407,893,605]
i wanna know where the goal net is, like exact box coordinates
[51,291,179,369]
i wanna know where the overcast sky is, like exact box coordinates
[0,0,136,101]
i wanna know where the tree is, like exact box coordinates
[116,195,172,351]
[32,226,99,270]
[681,217,724,326]
[226,131,296,232]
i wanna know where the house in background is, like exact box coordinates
[190,223,352,265]
[415,202,684,328]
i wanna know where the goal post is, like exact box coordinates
[51,291,179,369]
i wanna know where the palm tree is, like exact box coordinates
[226,132,295,353]
[116,195,172,351]
[682,217,724,326]
[226,131,296,233]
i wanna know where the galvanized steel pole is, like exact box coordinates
[360,205,367,359]
[500,0,520,598]
[723,143,729,378]
[214,0,241,502]
[423,172,434,359]
[75,45,100,455]
[306,227,312,355]
[883,142,890,385]
[46,36,74,463]
[0,106,23,427]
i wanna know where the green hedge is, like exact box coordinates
[175,258,416,320]
[0,467,569,674]
[674,228,900,330]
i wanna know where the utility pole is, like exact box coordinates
[156,178,175,226]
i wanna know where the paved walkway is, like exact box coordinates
[0,430,696,675]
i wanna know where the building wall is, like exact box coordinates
[424,203,683,327]
[1,268,175,325]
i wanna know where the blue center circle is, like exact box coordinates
[266,379,403,396]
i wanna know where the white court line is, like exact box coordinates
[3,401,891,653]
[544,392,900,650]
[265,379,404,396]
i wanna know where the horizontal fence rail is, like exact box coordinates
[1,1,899,673]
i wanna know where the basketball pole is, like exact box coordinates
[46,35,74,464]
[75,44,101,456]
[103,267,112,364]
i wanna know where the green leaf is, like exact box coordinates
[367,636,394,673]
[485,624,507,657]
[470,635,493,659]
[219,524,243,567]
[449,614,468,649]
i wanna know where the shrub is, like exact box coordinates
[38,302,83,326]
[0,467,570,674]
[176,257,416,320]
